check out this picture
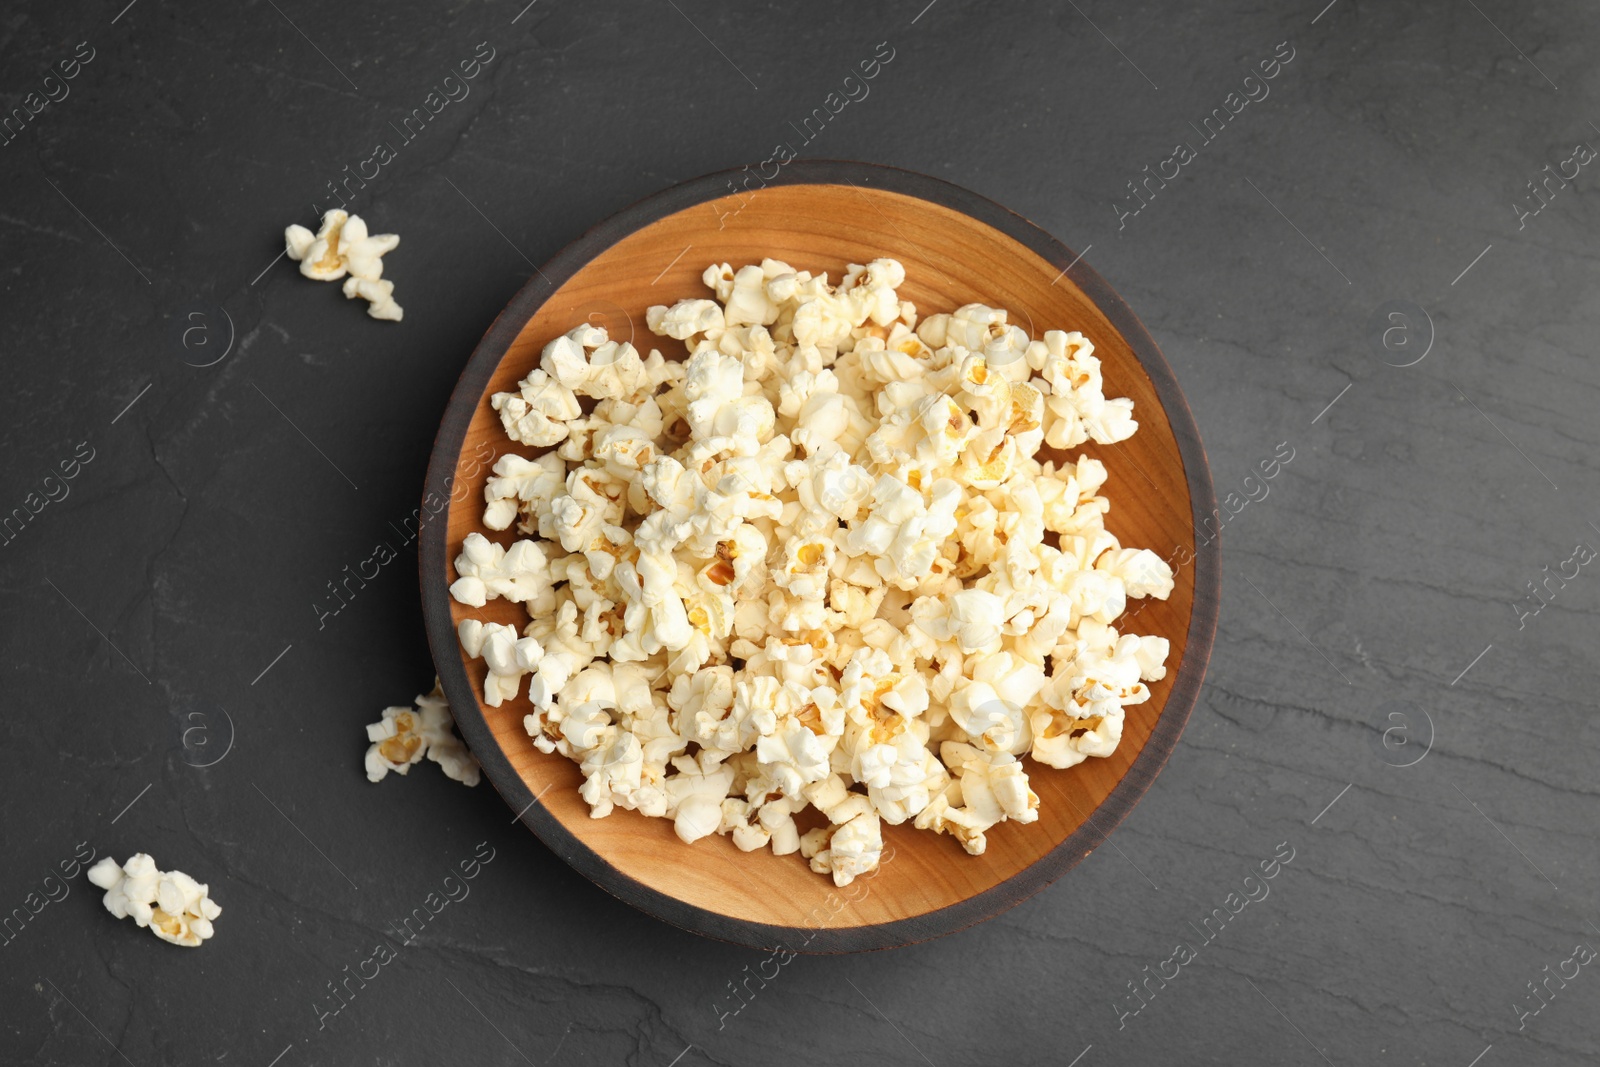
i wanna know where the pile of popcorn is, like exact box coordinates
[450,257,1174,886]
[284,209,403,321]
[87,853,221,948]
[364,679,482,786]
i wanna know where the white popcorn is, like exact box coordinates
[911,587,1006,655]
[285,209,350,280]
[365,679,481,786]
[492,370,581,447]
[342,276,404,321]
[451,256,1170,882]
[723,264,780,326]
[683,348,774,447]
[541,324,678,402]
[666,766,737,844]
[755,718,835,795]
[449,532,557,612]
[1133,635,1172,682]
[702,262,737,303]
[481,452,567,533]
[364,705,428,778]
[916,744,1040,855]
[647,298,725,340]
[414,684,480,785]
[811,811,884,887]
[337,214,401,281]
[1097,547,1176,601]
[791,292,857,349]
[1038,330,1138,447]
[285,210,403,319]
[458,619,532,706]
[1031,634,1152,769]
[720,798,771,851]
[284,223,317,263]
[946,670,1036,757]
[87,853,221,948]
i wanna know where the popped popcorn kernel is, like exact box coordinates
[87,853,221,948]
[283,208,403,321]
[365,678,481,786]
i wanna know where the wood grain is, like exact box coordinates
[420,162,1219,952]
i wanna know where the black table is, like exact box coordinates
[4,1,1596,1063]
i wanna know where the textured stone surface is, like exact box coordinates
[3,0,1598,1064]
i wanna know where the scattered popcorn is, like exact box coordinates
[86,853,221,948]
[452,257,1173,884]
[365,678,481,786]
[283,209,402,321]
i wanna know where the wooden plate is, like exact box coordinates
[420,161,1219,953]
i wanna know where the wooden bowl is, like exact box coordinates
[420,162,1219,952]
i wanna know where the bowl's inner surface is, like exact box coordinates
[444,182,1196,931]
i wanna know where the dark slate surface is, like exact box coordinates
[3,1,1597,1064]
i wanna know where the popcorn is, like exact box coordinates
[343,276,404,321]
[1097,547,1176,601]
[482,452,567,533]
[666,766,737,844]
[914,743,1040,854]
[647,298,725,340]
[543,324,679,402]
[449,532,557,612]
[1133,635,1172,682]
[1031,634,1152,769]
[284,209,403,321]
[285,210,351,281]
[458,619,534,706]
[754,717,835,795]
[451,257,1171,882]
[87,853,221,947]
[723,264,780,326]
[414,684,481,785]
[810,811,884,887]
[337,214,401,281]
[492,370,581,447]
[365,678,481,786]
[1038,331,1137,447]
[364,705,427,778]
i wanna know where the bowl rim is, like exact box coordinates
[419,159,1220,953]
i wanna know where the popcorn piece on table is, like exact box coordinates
[365,677,481,786]
[283,209,403,321]
[285,209,350,281]
[86,853,221,947]
[337,214,401,281]
[364,704,427,780]
[343,276,403,321]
